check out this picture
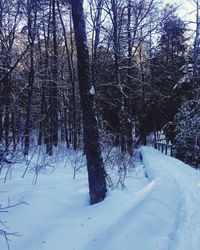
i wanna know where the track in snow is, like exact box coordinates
[141,147,200,250]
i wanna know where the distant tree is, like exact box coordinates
[174,99,200,168]
[94,0,157,149]
[0,0,26,151]
[151,5,187,128]
[192,0,200,98]
[173,0,200,167]
[24,0,38,156]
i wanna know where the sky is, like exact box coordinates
[84,0,196,24]
[83,0,197,35]
[166,0,196,23]
[165,0,196,36]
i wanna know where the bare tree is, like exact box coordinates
[57,1,78,150]
[70,0,107,205]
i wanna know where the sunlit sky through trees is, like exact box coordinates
[167,0,195,21]
[83,0,196,42]
[84,0,196,30]
[166,0,196,39]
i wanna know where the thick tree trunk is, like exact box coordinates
[71,0,107,205]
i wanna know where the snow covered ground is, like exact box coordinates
[0,146,200,250]
[141,147,200,250]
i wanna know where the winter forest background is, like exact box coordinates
[1,0,200,165]
[0,0,200,249]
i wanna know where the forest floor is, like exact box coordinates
[0,146,200,250]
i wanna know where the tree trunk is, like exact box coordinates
[126,0,133,156]
[111,0,126,153]
[24,0,37,155]
[51,0,58,148]
[0,113,2,142]
[193,0,200,99]
[57,0,77,150]
[71,0,107,205]
[91,0,104,84]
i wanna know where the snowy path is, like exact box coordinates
[1,147,200,250]
[161,153,200,250]
[141,147,200,250]
[88,148,181,250]
[74,147,200,250]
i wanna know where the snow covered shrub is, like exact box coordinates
[174,100,200,168]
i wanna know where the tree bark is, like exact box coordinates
[70,0,107,205]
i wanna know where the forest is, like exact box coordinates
[0,0,200,249]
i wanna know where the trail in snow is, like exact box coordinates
[159,152,200,250]
[86,148,181,250]
[141,147,200,250]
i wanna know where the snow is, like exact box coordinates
[1,147,200,250]
[140,147,200,250]
[88,85,95,95]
